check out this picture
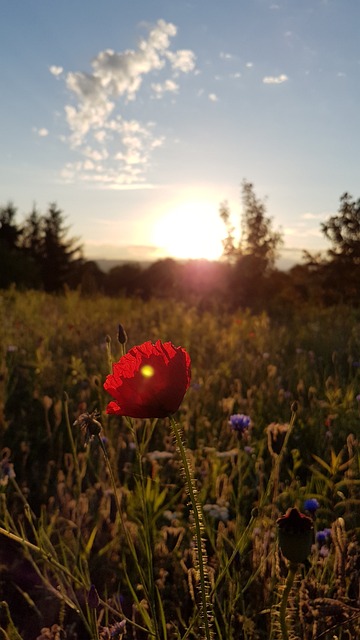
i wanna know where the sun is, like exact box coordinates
[151,200,224,261]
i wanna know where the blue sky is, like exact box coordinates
[1,0,359,265]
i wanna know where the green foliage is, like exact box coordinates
[322,192,360,263]
[240,180,283,268]
[0,291,359,639]
[219,181,284,311]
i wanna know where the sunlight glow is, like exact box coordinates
[152,201,224,260]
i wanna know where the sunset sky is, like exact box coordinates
[1,0,359,266]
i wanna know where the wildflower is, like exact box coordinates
[103,340,191,419]
[100,620,126,639]
[316,528,332,546]
[229,414,251,433]
[303,498,320,514]
[244,445,254,455]
[277,507,314,564]
[203,503,230,521]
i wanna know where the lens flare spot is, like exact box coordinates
[141,365,155,378]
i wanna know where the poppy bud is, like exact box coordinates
[277,507,313,564]
[117,324,127,345]
[291,401,298,413]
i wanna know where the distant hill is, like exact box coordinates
[93,254,302,273]
[93,258,154,273]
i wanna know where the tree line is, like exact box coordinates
[1,182,360,313]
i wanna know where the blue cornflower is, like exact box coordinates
[229,414,251,433]
[316,528,332,545]
[304,498,320,514]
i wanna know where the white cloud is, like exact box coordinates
[246,62,253,68]
[53,19,196,187]
[284,223,323,239]
[49,65,63,76]
[83,146,109,161]
[263,73,288,84]
[33,127,49,137]
[151,79,179,98]
[301,212,329,220]
[208,93,218,102]
[220,52,233,60]
[94,130,107,143]
[166,49,196,73]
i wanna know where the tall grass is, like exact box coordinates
[0,288,359,639]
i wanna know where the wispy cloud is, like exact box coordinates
[52,19,196,188]
[220,52,233,60]
[33,127,49,137]
[49,65,63,76]
[84,241,162,260]
[284,226,322,238]
[263,73,288,84]
[301,212,329,220]
[151,79,179,98]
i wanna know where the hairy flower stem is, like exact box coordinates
[279,562,298,640]
[170,417,213,640]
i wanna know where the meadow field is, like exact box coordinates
[0,289,359,640]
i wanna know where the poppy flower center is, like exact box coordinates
[141,365,155,378]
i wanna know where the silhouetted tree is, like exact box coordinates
[104,263,142,296]
[220,181,283,310]
[318,192,360,304]
[0,202,21,248]
[39,203,83,292]
[241,180,283,268]
[0,202,40,288]
[322,192,360,264]
[21,205,43,258]
[178,259,231,309]
[71,260,105,294]
[219,201,237,261]
[138,258,181,299]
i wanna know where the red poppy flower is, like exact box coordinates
[103,340,191,418]
[277,507,314,563]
